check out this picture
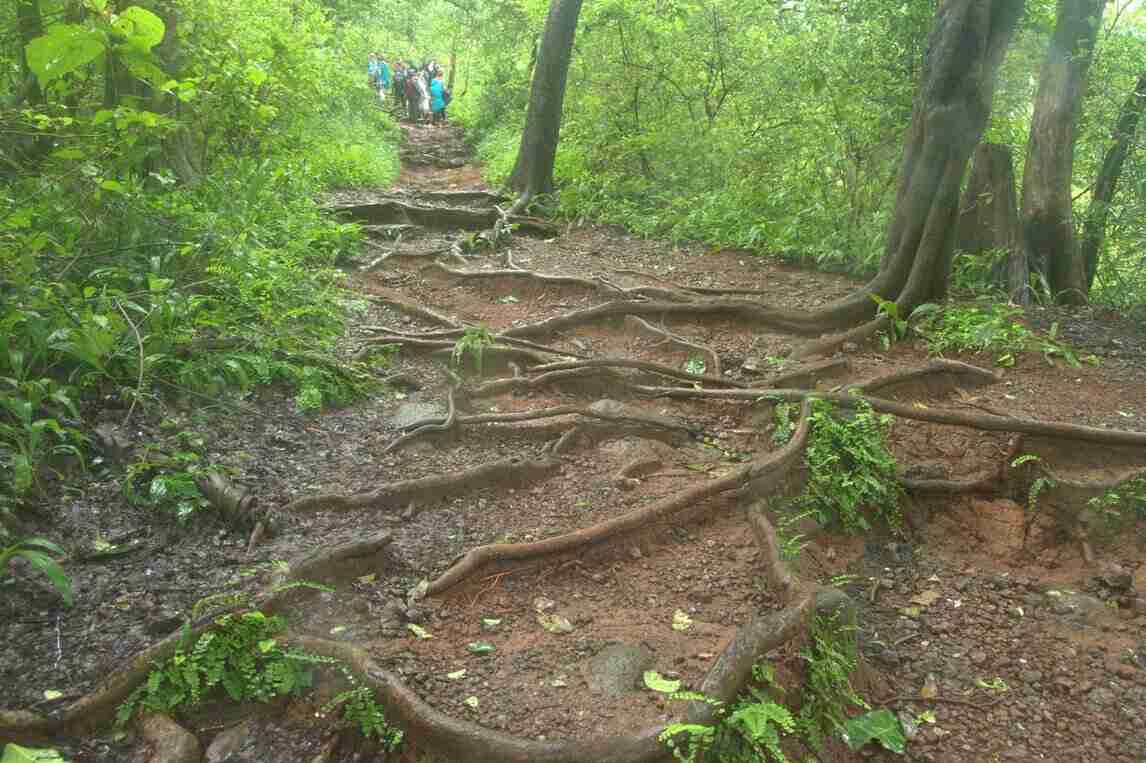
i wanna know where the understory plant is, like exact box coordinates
[451,326,496,376]
[117,609,402,746]
[654,615,904,761]
[789,399,902,533]
[0,537,72,606]
[910,303,1090,368]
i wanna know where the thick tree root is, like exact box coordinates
[499,299,816,339]
[384,387,458,453]
[269,531,394,589]
[282,457,561,513]
[392,400,700,453]
[422,402,812,596]
[634,385,1146,447]
[364,295,461,328]
[625,316,722,376]
[327,199,559,238]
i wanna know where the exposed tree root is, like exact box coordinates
[761,357,850,389]
[465,366,630,398]
[499,299,817,339]
[791,315,891,359]
[269,532,394,589]
[364,295,461,328]
[282,457,561,513]
[292,637,668,763]
[625,316,722,376]
[422,402,812,596]
[328,198,559,238]
[900,474,1002,495]
[391,399,701,453]
[385,387,458,453]
[634,384,1146,446]
[847,359,999,395]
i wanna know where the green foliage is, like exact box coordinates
[841,709,907,754]
[1,0,399,507]
[0,537,73,606]
[1086,476,1146,528]
[911,303,1088,368]
[122,435,209,522]
[118,609,402,747]
[655,617,890,761]
[451,326,496,376]
[791,399,902,534]
[1011,454,1057,516]
[871,295,909,349]
[0,743,71,763]
[117,611,316,721]
[796,614,869,750]
[323,686,403,745]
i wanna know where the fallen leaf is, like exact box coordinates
[466,641,495,654]
[672,610,693,631]
[911,589,941,607]
[447,670,466,680]
[406,623,433,640]
[643,671,681,693]
[537,613,574,633]
[464,696,479,710]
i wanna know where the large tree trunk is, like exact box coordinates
[956,143,1022,291]
[957,143,1020,254]
[1017,0,1104,305]
[850,0,1020,316]
[1080,72,1146,288]
[15,0,44,107]
[507,0,583,209]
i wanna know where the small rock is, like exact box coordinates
[206,721,250,763]
[133,713,201,763]
[628,546,643,560]
[1099,563,1133,592]
[842,341,859,352]
[970,651,988,666]
[582,643,655,697]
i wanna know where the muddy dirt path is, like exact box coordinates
[3,122,1146,763]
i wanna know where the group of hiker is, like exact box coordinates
[367,54,450,125]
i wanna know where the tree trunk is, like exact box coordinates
[447,40,457,93]
[1017,0,1104,305]
[956,143,1022,291]
[15,0,44,107]
[846,0,1020,318]
[508,0,583,207]
[1080,72,1145,288]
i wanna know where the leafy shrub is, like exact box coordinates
[791,399,902,534]
[910,303,1090,368]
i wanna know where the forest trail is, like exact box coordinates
[3,122,1146,763]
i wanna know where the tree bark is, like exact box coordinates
[1080,72,1145,288]
[15,0,44,107]
[1017,0,1104,305]
[507,0,583,208]
[864,0,1022,311]
[956,143,1022,290]
[957,143,1020,253]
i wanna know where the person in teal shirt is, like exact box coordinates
[378,58,392,103]
[429,70,448,124]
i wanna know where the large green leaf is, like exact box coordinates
[1,743,71,763]
[25,25,106,85]
[840,708,906,753]
[15,550,73,607]
[113,7,166,52]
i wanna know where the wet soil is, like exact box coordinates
[3,121,1146,763]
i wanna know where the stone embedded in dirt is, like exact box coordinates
[388,401,446,430]
[582,643,656,698]
[132,713,201,763]
[1097,563,1133,592]
[205,720,251,763]
[1048,592,1107,623]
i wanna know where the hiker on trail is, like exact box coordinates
[405,67,422,121]
[377,55,391,103]
[415,70,432,125]
[367,53,379,89]
[392,61,406,115]
[430,69,449,125]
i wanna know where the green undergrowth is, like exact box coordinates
[0,0,401,511]
[117,609,403,747]
[780,398,903,537]
[654,613,904,761]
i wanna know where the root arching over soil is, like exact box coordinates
[6,123,1146,763]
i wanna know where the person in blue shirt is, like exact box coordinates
[377,57,392,103]
[429,70,449,125]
